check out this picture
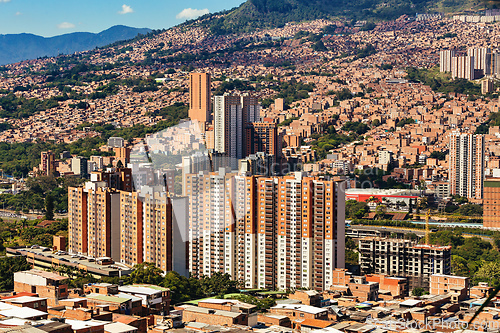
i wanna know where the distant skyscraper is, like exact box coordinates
[214,95,244,160]
[241,94,261,124]
[440,50,456,73]
[449,132,485,200]
[451,55,475,80]
[492,52,500,76]
[189,73,211,123]
[71,156,88,178]
[39,151,55,176]
[213,94,263,165]
[468,47,491,76]
[245,121,280,175]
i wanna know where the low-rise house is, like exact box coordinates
[182,306,247,326]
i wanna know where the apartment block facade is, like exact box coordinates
[68,181,187,274]
[483,178,500,229]
[214,93,262,162]
[449,132,485,200]
[359,237,451,289]
[39,151,55,176]
[451,55,475,80]
[186,170,345,291]
[189,73,211,123]
[440,49,456,73]
[468,47,491,76]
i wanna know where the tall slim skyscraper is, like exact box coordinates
[39,151,55,176]
[186,170,346,291]
[214,95,244,160]
[492,52,500,76]
[449,132,485,200]
[440,50,456,73]
[189,73,211,123]
[241,94,261,124]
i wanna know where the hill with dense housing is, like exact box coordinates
[0,25,151,65]
[197,0,487,34]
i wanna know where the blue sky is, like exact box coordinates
[0,0,245,37]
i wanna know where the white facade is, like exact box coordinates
[440,49,456,73]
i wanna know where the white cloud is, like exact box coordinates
[118,4,133,14]
[57,22,76,29]
[0,0,12,3]
[176,8,209,20]
[15,11,21,15]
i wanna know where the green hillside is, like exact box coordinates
[195,0,494,35]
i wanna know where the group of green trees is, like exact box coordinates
[309,121,359,159]
[261,79,315,109]
[81,263,239,305]
[476,110,500,134]
[0,256,31,290]
[0,217,67,252]
[444,203,483,216]
[342,121,370,135]
[428,230,500,285]
[0,176,83,214]
[406,66,481,96]
[0,93,60,119]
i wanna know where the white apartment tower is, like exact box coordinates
[440,50,456,72]
[451,55,475,80]
[468,47,491,76]
[449,132,485,200]
[214,95,244,160]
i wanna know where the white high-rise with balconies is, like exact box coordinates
[449,131,485,200]
[440,49,456,72]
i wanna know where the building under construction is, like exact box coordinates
[358,237,452,290]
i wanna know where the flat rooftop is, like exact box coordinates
[7,247,133,277]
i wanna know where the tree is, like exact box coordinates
[474,261,500,285]
[162,271,199,304]
[346,236,356,250]
[412,287,427,296]
[312,40,327,52]
[346,250,358,265]
[0,256,31,290]
[456,204,483,216]
[375,204,387,220]
[199,272,239,296]
[45,194,54,220]
[346,200,369,219]
[451,255,469,277]
[127,262,164,286]
[405,233,418,240]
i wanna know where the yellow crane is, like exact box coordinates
[425,209,431,245]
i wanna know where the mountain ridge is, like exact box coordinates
[0,25,151,65]
[193,0,486,34]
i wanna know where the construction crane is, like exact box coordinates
[425,209,431,245]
